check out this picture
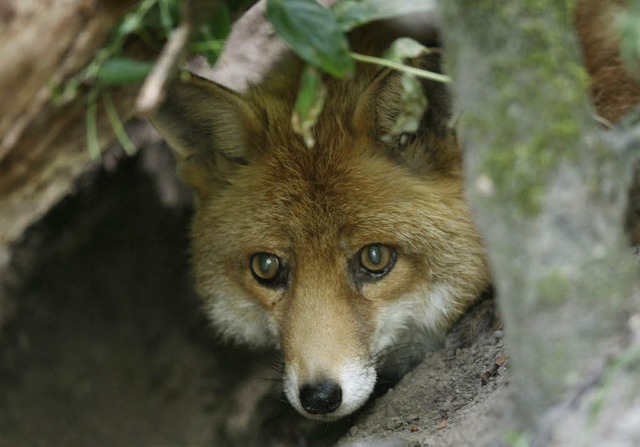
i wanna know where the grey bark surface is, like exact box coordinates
[437,0,640,443]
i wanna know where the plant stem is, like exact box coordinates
[350,52,451,83]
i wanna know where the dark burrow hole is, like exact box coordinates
[0,126,350,447]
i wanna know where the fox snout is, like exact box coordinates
[283,358,376,419]
[277,267,380,419]
[299,380,342,414]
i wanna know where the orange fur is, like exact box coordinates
[575,0,640,122]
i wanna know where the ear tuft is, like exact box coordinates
[150,74,264,197]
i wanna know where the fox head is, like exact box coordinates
[151,49,490,420]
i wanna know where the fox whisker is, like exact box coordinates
[259,353,285,375]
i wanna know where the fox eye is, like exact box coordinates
[250,253,282,285]
[359,244,396,276]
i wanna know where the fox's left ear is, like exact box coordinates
[354,50,458,172]
[150,74,264,197]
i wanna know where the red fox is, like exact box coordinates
[150,2,638,420]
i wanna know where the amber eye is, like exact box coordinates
[250,252,282,285]
[359,244,396,276]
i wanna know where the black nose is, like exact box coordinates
[299,380,342,414]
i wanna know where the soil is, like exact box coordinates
[335,334,512,447]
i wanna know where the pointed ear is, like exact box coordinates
[355,49,452,139]
[353,50,458,173]
[150,74,264,197]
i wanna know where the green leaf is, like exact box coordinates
[195,4,233,66]
[333,0,436,31]
[104,93,137,155]
[190,39,225,65]
[383,37,427,61]
[86,91,100,161]
[50,78,80,106]
[207,3,232,39]
[266,0,354,78]
[292,64,327,148]
[380,38,435,140]
[158,0,180,33]
[96,57,154,87]
[384,72,427,140]
[117,0,158,36]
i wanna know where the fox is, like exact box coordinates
[149,2,638,421]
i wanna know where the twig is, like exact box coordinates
[136,23,191,115]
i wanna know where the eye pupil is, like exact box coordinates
[259,253,274,274]
[359,244,396,277]
[367,245,381,265]
[250,252,282,284]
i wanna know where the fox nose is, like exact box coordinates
[299,380,343,415]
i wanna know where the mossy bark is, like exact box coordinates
[437,0,638,434]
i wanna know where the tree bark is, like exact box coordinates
[0,0,137,247]
[437,0,639,441]
[0,0,230,249]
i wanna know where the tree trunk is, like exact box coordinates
[437,0,639,442]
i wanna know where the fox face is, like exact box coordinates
[151,31,490,419]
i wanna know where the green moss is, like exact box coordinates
[536,270,570,306]
[450,0,591,216]
[505,430,533,447]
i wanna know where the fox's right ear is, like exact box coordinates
[150,74,264,197]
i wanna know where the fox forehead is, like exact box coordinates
[194,139,462,258]
[218,75,463,252]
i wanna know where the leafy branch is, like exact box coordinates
[266,0,445,147]
[51,0,248,159]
